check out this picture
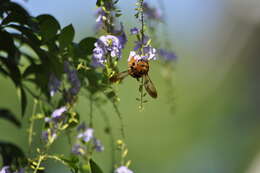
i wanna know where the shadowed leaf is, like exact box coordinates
[0,109,21,127]
[37,14,60,42]
[90,159,103,173]
[79,37,97,56]
[58,24,75,50]
[0,141,26,167]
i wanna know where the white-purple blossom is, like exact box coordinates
[93,138,104,152]
[130,27,139,35]
[128,47,157,62]
[143,46,157,60]
[92,35,122,66]
[128,51,141,62]
[71,144,86,155]
[114,166,133,173]
[76,122,87,131]
[77,128,94,142]
[96,8,106,23]
[0,166,10,173]
[48,73,61,97]
[95,7,107,31]
[51,106,67,119]
[41,129,57,142]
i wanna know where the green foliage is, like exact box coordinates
[0,109,21,128]
[58,24,75,50]
[90,159,103,173]
[0,142,26,168]
[37,14,60,42]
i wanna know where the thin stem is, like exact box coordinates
[139,76,144,110]
[28,99,38,153]
[140,0,145,44]
[89,94,93,127]
[94,102,116,170]
[112,103,125,139]
[33,155,44,173]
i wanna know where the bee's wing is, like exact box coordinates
[144,74,158,98]
[110,70,129,82]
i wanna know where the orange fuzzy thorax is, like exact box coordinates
[128,57,149,78]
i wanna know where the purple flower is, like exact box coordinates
[77,128,94,142]
[64,61,81,95]
[42,129,57,142]
[95,8,106,31]
[92,47,106,67]
[143,46,157,60]
[113,23,127,48]
[48,73,60,97]
[128,47,157,62]
[134,35,149,51]
[128,51,141,62]
[143,2,162,21]
[157,49,177,61]
[130,27,139,35]
[93,138,104,152]
[71,144,86,155]
[51,106,67,119]
[114,166,133,173]
[0,166,11,173]
[92,35,122,67]
[77,122,87,131]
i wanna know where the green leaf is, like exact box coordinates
[36,14,60,42]
[96,0,102,7]
[0,30,16,58]
[0,141,26,167]
[0,56,22,87]
[58,24,75,50]
[60,156,79,173]
[90,159,103,173]
[17,87,27,117]
[0,109,21,127]
[0,1,30,24]
[6,24,41,45]
[79,37,97,56]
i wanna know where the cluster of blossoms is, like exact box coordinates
[92,35,123,67]
[129,27,157,61]
[71,123,104,155]
[48,61,81,98]
[0,166,24,173]
[95,7,107,31]
[42,106,68,143]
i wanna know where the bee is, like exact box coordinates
[110,56,158,98]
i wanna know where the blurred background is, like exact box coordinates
[1,0,260,172]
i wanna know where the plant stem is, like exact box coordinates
[89,94,93,127]
[140,0,145,44]
[28,99,38,152]
[139,76,144,110]
[33,155,44,173]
